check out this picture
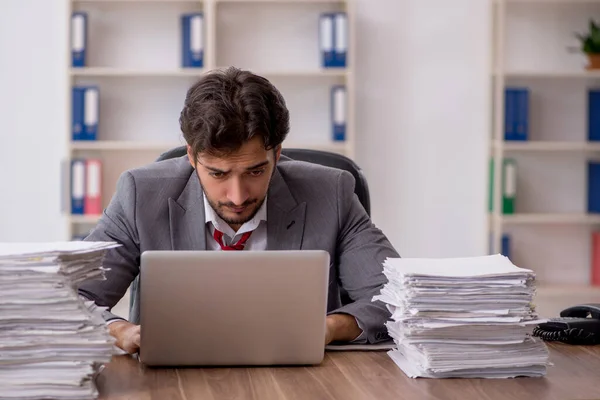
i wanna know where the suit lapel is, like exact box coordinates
[266,168,306,250]
[168,171,207,250]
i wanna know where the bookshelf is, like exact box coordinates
[490,0,600,286]
[65,0,355,240]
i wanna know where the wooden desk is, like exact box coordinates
[97,343,600,400]
[98,288,600,400]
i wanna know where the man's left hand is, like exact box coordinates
[325,313,362,345]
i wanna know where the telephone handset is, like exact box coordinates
[533,303,600,345]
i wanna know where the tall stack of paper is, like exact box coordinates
[0,241,120,399]
[373,254,550,379]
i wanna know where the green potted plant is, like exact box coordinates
[575,19,600,70]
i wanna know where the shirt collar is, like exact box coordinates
[203,194,267,240]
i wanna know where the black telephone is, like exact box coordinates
[533,304,600,345]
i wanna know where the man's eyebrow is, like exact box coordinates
[199,162,230,174]
[198,161,268,173]
[246,161,269,170]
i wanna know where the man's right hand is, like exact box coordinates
[109,320,140,354]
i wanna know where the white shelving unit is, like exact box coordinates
[491,0,600,286]
[498,213,600,225]
[495,141,600,152]
[65,0,355,239]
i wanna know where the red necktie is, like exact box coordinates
[213,229,252,250]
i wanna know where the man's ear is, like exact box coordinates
[186,145,196,169]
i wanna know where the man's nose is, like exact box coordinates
[227,177,249,206]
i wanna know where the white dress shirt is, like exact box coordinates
[204,194,267,251]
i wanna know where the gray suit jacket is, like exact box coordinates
[78,155,400,343]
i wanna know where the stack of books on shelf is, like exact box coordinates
[319,12,347,69]
[72,85,98,142]
[504,87,529,142]
[373,254,549,379]
[70,159,102,217]
[0,241,120,399]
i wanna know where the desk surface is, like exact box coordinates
[97,343,600,400]
[98,288,600,400]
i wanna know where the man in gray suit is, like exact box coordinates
[78,67,400,355]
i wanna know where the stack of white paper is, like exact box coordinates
[373,254,550,379]
[0,241,121,399]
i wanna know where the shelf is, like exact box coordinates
[216,0,346,3]
[73,0,201,3]
[219,68,349,78]
[70,141,184,151]
[70,67,348,78]
[494,70,600,79]
[70,68,206,77]
[70,140,348,152]
[497,213,600,225]
[502,0,600,3]
[69,215,102,224]
[493,141,600,152]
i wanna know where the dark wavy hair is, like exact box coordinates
[179,66,290,162]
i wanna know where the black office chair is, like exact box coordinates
[155,145,371,216]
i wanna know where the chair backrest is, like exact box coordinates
[155,146,371,216]
[279,148,371,217]
[155,146,187,162]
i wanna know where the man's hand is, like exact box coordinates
[109,320,140,354]
[325,314,362,345]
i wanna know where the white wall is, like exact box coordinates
[0,0,68,241]
[354,0,491,258]
[0,0,490,258]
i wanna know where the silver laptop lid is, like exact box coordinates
[138,250,330,366]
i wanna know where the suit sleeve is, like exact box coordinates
[329,170,400,343]
[77,171,141,323]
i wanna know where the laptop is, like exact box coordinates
[138,250,330,367]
